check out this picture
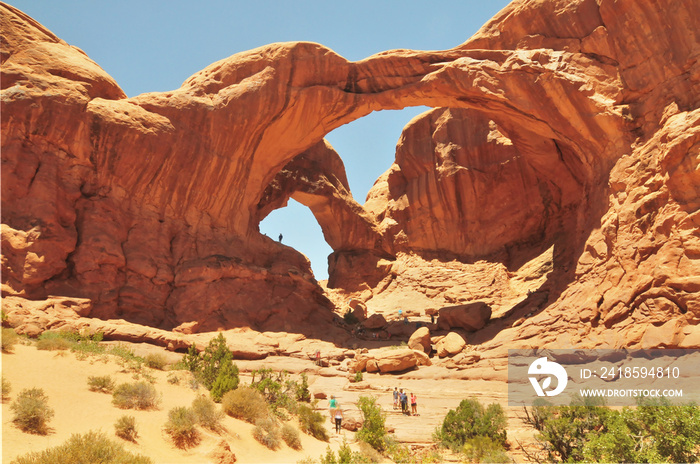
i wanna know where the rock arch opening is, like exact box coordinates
[258,198,332,280]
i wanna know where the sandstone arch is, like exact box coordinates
[2,0,699,348]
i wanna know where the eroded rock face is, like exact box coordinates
[2,0,699,349]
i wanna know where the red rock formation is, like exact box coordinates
[2,0,699,352]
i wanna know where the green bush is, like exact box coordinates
[180,334,240,400]
[296,372,311,402]
[87,375,116,393]
[2,375,11,400]
[343,310,359,325]
[165,406,200,449]
[318,441,358,464]
[250,368,295,416]
[2,327,19,352]
[281,423,302,450]
[297,403,329,442]
[10,388,54,434]
[144,352,168,370]
[222,386,269,423]
[436,397,507,452]
[356,396,388,452]
[210,361,240,402]
[114,415,138,442]
[112,381,159,410]
[528,396,700,463]
[191,395,223,430]
[11,431,153,464]
[353,371,363,383]
[200,333,236,389]
[253,417,281,450]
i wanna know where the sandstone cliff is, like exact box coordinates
[1,0,698,350]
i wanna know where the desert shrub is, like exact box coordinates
[528,396,700,463]
[320,446,338,464]
[210,361,240,402]
[356,395,388,452]
[165,406,200,449]
[191,395,224,430]
[343,310,359,325]
[281,423,302,450]
[222,386,269,423]
[36,334,73,351]
[435,397,507,452]
[356,440,384,463]
[337,439,353,463]
[2,327,19,352]
[353,371,363,383]
[297,403,329,442]
[462,436,510,463]
[114,415,138,442]
[386,442,415,464]
[180,334,240,401]
[251,368,292,413]
[87,375,116,393]
[144,352,168,370]
[10,388,54,435]
[296,372,311,402]
[2,376,11,400]
[318,441,357,464]
[200,333,237,389]
[167,372,180,385]
[112,381,159,410]
[11,430,153,464]
[253,417,281,450]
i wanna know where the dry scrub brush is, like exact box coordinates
[11,430,153,464]
[2,327,19,352]
[191,395,224,431]
[114,415,139,442]
[164,406,201,449]
[10,387,54,435]
[281,423,302,450]
[112,381,159,410]
[88,375,116,393]
[253,417,281,450]
[222,386,269,423]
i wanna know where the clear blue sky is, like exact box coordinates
[10,0,511,280]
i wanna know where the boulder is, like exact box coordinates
[347,299,368,321]
[407,326,431,353]
[342,417,363,432]
[436,332,466,357]
[437,302,492,331]
[375,349,420,373]
[362,313,388,330]
[366,359,379,373]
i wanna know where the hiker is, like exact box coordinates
[393,387,399,410]
[334,405,344,433]
[278,233,283,242]
[328,395,337,419]
[410,393,418,415]
[315,350,321,366]
[400,389,408,414]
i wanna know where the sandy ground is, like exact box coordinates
[2,340,538,463]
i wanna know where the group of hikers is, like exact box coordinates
[393,387,418,415]
[327,388,418,434]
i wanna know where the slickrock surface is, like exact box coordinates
[2,0,699,364]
